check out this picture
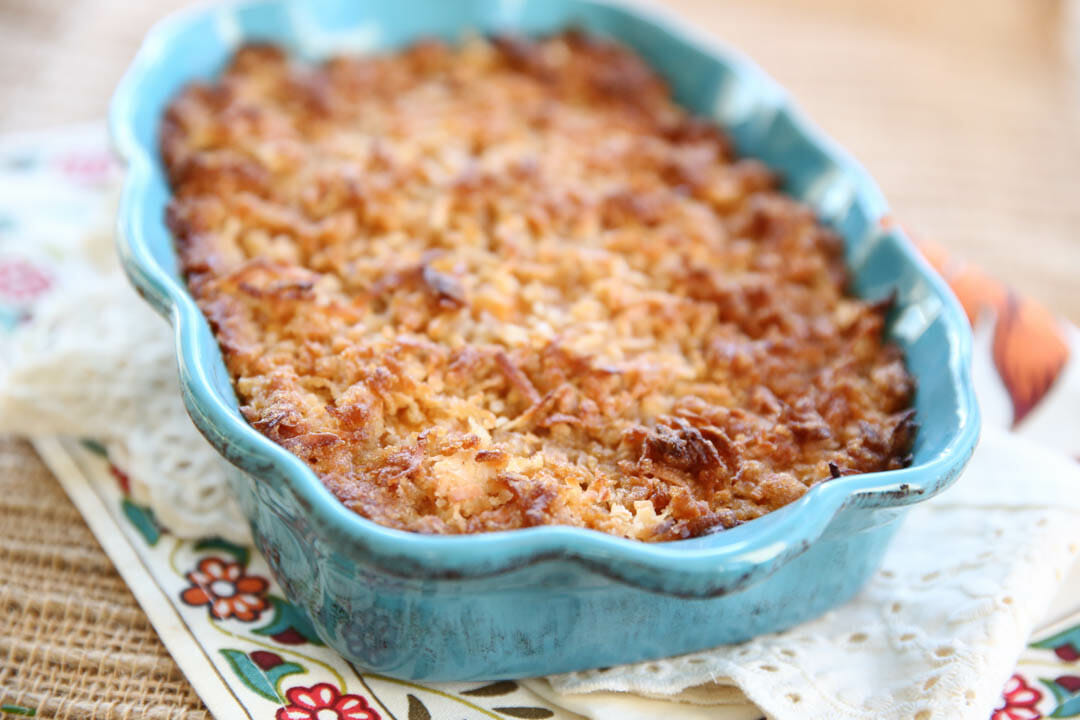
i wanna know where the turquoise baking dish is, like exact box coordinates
[111,0,980,681]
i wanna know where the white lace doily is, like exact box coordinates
[0,218,249,543]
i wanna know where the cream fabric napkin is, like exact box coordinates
[2,130,1080,720]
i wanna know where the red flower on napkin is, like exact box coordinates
[992,673,1043,720]
[180,556,269,622]
[276,683,380,720]
[54,149,115,186]
[0,258,51,303]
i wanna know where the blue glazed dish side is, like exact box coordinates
[111,0,980,681]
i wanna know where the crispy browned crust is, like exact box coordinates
[162,33,916,541]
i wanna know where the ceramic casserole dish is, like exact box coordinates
[111,0,981,681]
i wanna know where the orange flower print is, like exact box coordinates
[992,292,1069,426]
[913,236,1069,427]
[914,238,1007,326]
[180,556,269,621]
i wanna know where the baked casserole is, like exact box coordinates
[161,32,916,541]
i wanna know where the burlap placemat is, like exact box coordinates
[0,435,208,719]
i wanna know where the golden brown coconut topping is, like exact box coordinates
[162,32,916,541]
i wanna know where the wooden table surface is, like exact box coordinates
[2,0,1078,320]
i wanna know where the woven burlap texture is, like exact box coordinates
[0,436,208,720]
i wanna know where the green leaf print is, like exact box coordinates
[220,648,303,704]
